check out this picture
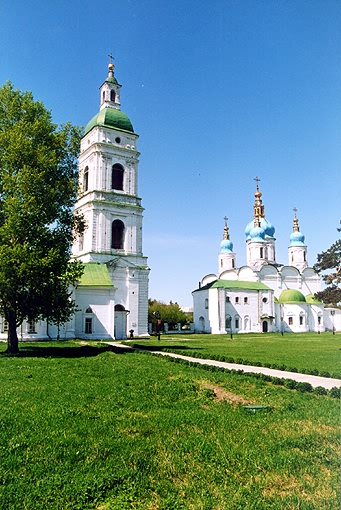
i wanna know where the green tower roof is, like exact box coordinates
[84,107,134,135]
[279,289,306,303]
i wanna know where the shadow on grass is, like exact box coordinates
[0,343,133,358]
[130,343,202,352]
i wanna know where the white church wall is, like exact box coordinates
[74,287,115,339]
[238,266,258,281]
[192,289,210,333]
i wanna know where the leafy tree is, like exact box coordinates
[148,298,192,330]
[0,82,85,353]
[314,237,341,305]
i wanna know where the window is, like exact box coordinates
[83,167,89,192]
[204,298,208,310]
[2,320,8,333]
[235,297,239,304]
[232,259,235,268]
[115,137,121,144]
[85,306,93,334]
[110,90,116,102]
[225,315,232,329]
[111,220,125,249]
[111,164,124,190]
[262,297,267,303]
[79,233,84,251]
[288,316,293,326]
[85,318,92,334]
[244,297,248,304]
[260,247,264,258]
[28,321,37,334]
[226,295,230,303]
[317,316,321,325]
[102,91,105,103]
[299,315,304,326]
[235,318,239,329]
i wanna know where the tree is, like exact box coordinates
[0,82,85,353]
[148,298,192,330]
[314,236,341,306]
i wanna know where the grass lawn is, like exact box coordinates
[129,332,341,377]
[0,341,339,509]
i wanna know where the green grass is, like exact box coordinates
[0,341,339,509]
[129,332,341,377]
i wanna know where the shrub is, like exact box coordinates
[296,382,313,393]
[328,387,341,399]
[313,386,327,396]
[284,379,298,389]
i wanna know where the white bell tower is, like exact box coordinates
[72,60,149,337]
[288,208,308,271]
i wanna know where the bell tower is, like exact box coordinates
[73,60,149,337]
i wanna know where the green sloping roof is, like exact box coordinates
[84,107,134,135]
[279,289,306,303]
[79,263,113,287]
[212,279,271,291]
[194,279,271,292]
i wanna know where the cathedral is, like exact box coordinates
[0,62,149,341]
[192,180,340,334]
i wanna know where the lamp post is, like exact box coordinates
[330,310,335,335]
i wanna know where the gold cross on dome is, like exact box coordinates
[254,175,261,190]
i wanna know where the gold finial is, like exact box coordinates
[108,53,115,74]
[253,176,264,225]
[223,216,229,240]
[293,207,300,232]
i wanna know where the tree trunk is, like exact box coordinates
[7,311,19,354]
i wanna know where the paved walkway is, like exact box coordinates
[106,342,341,390]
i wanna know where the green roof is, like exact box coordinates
[279,289,306,303]
[78,263,113,287]
[84,107,134,135]
[194,279,271,292]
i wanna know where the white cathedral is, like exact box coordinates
[1,62,149,341]
[192,180,340,334]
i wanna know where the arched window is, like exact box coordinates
[83,167,89,192]
[112,164,124,190]
[85,306,93,334]
[204,298,208,309]
[110,90,116,102]
[102,91,105,103]
[111,220,125,249]
[225,315,232,329]
[115,304,125,311]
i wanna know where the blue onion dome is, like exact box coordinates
[263,219,275,238]
[220,238,233,253]
[249,225,266,242]
[290,230,305,246]
[245,217,275,240]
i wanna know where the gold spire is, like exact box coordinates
[108,53,115,76]
[253,176,264,227]
[293,207,300,232]
[223,216,229,240]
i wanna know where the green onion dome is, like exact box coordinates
[305,294,322,304]
[84,107,134,135]
[279,289,306,303]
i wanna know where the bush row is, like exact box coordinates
[153,352,341,399]
[162,349,341,379]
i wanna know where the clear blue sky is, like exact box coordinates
[1,0,339,307]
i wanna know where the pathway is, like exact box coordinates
[106,342,341,390]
